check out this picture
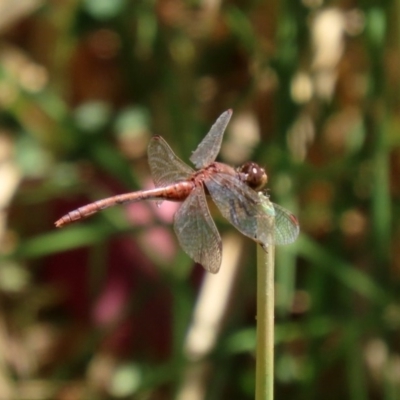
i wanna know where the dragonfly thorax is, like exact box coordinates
[237,162,267,191]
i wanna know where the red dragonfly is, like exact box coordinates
[55,110,299,273]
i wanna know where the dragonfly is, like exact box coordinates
[55,110,299,273]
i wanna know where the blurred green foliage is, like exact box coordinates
[0,0,400,399]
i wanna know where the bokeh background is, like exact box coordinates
[0,0,399,399]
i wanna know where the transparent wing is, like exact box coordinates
[272,203,300,245]
[174,186,222,274]
[205,174,274,247]
[190,109,233,169]
[148,136,194,187]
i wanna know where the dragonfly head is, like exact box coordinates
[238,162,268,191]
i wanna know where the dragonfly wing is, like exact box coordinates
[205,174,274,247]
[190,110,233,169]
[174,186,222,274]
[148,136,194,187]
[272,203,300,245]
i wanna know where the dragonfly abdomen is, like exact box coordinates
[55,182,196,228]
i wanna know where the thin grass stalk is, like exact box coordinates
[255,242,275,400]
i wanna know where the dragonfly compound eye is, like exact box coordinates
[238,162,268,191]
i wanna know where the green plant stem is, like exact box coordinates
[255,243,275,400]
